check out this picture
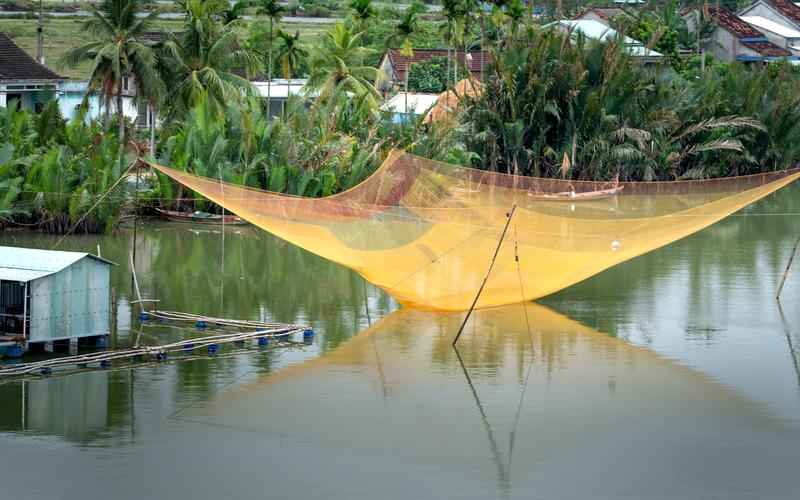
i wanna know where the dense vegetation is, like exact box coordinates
[2,0,800,233]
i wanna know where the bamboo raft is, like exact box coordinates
[0,311,312,379]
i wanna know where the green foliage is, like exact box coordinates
[624,0,687,71]
[59,0,163,144]
[464,25,799,180]
[0,104,128,232]
[159,0,261,120]
[408,56,468,93]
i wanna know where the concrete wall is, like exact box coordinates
[712,26,739,61]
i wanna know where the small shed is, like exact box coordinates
[0,247,113,356]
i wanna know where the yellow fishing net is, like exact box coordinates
[147,151,800,311]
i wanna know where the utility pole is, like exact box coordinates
[36,0,44,64]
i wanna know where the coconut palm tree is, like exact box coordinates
[276,30,308,79]
[160,0,260,119]
[61,0,162,146]
[441,0,468,86]
[255,0,285,114]
[349,0,376,32]
[222,0,251,25]
[307,23,380,107]
[389,4,422,114]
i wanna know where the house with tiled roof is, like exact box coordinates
[572,7,629,27]
[0,33,63,111]
[683,6,795,62]
[739,0,800,29]
[377,48,491,92]
[738,0,800,50]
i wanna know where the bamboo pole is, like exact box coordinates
[776,234,800,300]
[453,205,517,346]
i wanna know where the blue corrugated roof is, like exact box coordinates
[0,246,113,283]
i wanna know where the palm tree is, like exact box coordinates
[441,0,467,86]
[222,0,251,25]
[161,0,260,118]
[390,5,422,114]
[307,23,380,107]
[255,0,285,115]
[349,0,376,32]
[61,0,162,146]
[276,30,308,79]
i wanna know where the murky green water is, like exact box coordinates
[1,186,799,499]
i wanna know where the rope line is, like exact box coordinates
[51,160,136,250]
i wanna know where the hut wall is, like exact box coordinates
[28,257,111,342]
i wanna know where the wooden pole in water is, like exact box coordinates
[453,205,517,346]
[131,161,140,294]
[777,234,800,300]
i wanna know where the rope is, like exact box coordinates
[50,159,136,250]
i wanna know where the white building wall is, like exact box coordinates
[740,1,800,30]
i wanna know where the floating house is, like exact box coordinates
[0,247,114,358]
[0,33,63,112]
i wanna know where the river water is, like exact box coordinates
[1,185,799,499]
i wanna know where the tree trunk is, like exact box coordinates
[104,91,110,128]
[446,45,452,87]
[117,77,124,146]
[149,104,156,157]
[479,14,486,84]
[267,19,273,119]
[405,64,410,116]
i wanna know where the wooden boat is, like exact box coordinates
[527,185,624,201]
[155,208,248,225]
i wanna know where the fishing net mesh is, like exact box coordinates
[148,150,800,311]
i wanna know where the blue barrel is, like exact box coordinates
[208,344,219,355]
[40,367,52,376]
[100,360,112,369]
[195,320,207,329]
[303,329,314,339]
[4,345,24,358]
[257,337,269,346]
[183,343,194,352]
[139,311,150,321]
[156,352,168,362]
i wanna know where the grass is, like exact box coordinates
[0,16,327,80]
